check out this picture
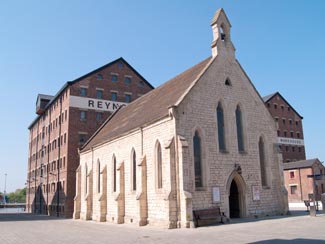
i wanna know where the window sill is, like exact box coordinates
[219,150,229,154]
[239,151,247,155]
[262,186,271,190]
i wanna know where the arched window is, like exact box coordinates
[97,160,101,193]
[236,105,245,152]
[259,137,267,187]
[132,150,137,191]
[156,142,163,189]
[217,103,226,151]
[113,155,117,192]
[193,131,202,188]
[85,164,88,194]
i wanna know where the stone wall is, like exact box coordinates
[176,55,287,218]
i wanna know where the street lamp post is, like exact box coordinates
[4,173,7,205]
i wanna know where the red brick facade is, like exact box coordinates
[27,58,153,217]
[264,92,306,162]
[284,160,325,203]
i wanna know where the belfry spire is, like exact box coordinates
[211,8,236,58]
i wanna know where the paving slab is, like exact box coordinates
[0,211,324,244]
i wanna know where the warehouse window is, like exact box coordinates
[80,87,87,97]
[97,74,103,80]
[96,112,103,121]
[80,111,87,121]
[96,90,103,99]
[78,133,87,145]
[138,80,144,88]
[111,92,117,101]
[125,94,131,103]
[125,76,131,85]
[112,74,118,82]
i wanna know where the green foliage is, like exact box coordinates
[7,188,26,203]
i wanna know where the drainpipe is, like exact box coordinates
[35,123,39,213]
[57,96,62,217]
[27,131,32,212]
[140,127,143,156]
[46,107,52,214]
[298,169,303,201]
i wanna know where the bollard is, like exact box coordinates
[310,206,316,217]
[321,193,325,211]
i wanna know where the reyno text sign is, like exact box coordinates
[69,96,127,112]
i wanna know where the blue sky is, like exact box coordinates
[0,1,324,192]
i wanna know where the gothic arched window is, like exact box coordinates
[97,160,101,193]
[156,142,163,189]
[236,105,245,152]
[193,131,203,188]
[217,103,226,151]
[259,137,268,187]
[113,155,117,192]
[85,164,88,194]
[132,150,137,191]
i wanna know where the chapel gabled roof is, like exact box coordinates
[262,91,303,119]
[81,57,213,152]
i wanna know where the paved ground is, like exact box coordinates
[0,211,325,244]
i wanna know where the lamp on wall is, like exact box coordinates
[234,163,242,174]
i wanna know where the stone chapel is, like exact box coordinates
[73,8,288,228]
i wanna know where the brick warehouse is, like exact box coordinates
[27,58,154,217]
[74,9,288,228]
[263,93,324,204]
[263,92,306,162]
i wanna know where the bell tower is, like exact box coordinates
[211,8,236,58]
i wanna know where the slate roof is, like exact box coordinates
[81,57,213,152]
[283,158,321,170]
[262,91,303,119]
[262,93,277,103]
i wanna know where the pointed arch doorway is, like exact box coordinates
[229,180,240,218]
[227,171,246,219]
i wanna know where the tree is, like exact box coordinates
[7,188,26,203]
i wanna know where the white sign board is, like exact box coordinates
[69,96,127,112]
[212,187,221,203]
[252,185,260,201]
[278,137,304,146]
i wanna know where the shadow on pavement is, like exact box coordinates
[0,213,63,222]
[201,210,325,228]
[249,239,325,244]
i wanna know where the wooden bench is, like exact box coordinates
[193,208,225,227]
